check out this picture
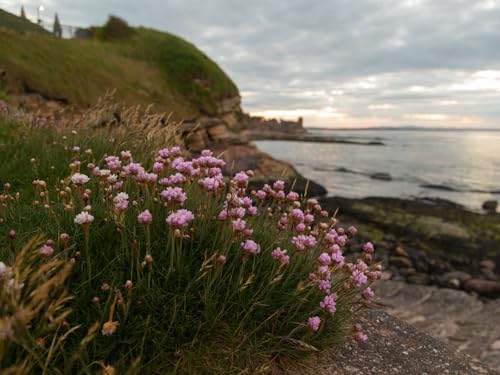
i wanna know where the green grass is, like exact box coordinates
[0,11,239,120]
[0,120,376,373]
[0,8,48,34]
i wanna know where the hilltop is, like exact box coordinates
[0,10,239,120]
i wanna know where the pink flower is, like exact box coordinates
[308,316,321,332]
[113,192,129,212]
[255,190,266,200]
[304,213,314,224]
[232,218,247,232]
[138,209,153,225]
[363,242,375,254]
[74,211,94,225]
[104,156,121,170]
[295,223,306,232]
[153,162,164,173]
[355,331,368,342]
[318,252,332,266]
[199,176,223,192]
[71,173,90,186]
[271,247,290,265]
[166,209,194,228]
[217,209,228,221]
[241,239,260,255]
[286,191,300,202]
[291,208,304,222]
[160,187,187,205]
[291,234,317,252]
[351,269,368,287]
[320,293,337,315]
[362,287,374,300]
[336,235,347,247]
[247,206,257,216]
[39,244,54,257]
[318,279,331,294]
[233,172,249,186]
[273,180,285,191]
[347,226,358,237]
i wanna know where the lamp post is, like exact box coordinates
[37,5,45,25]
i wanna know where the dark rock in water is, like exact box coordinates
[463,279,500,296]
[437,271,472,288]
[370,172,392,181]
[389,256,413,269]
[482,200,498,213]
[480,259,496,272]
[407,273,430,285]
[420,183,458,192]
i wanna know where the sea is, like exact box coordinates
[255,128,500,211]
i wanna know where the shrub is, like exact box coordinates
[93,15,136,41]
[0,124,380,373]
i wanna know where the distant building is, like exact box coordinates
[20,6,27,19]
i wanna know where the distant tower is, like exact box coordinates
[20,6,27,19]
[53,13,62,37]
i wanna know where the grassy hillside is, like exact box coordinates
[0,8,48,34]
[0,11,239,119]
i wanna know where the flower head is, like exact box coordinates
[166,209,194,228]
[320,293,337,315]
[71,173,90,186]
[74,211,94,225]
[101,321,119,336]
[241,239,260,255]
[308,316,321,332]
[138,209,153,225]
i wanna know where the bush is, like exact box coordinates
[0,123,380,373]
[93,15,136,41]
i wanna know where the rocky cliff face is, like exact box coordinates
[178,95,301,179]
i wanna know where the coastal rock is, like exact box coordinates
[389,256,413,269]
[394,245,409,258]
[437,271,472,288]
[480,259,497,272]
[370,172,392,181]
[407,273,430,285]
[463,279,500,297]
[482,200,498,214]
[306,308,494,375]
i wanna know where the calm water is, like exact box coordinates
[255,128,500,210]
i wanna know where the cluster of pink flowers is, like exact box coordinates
[166,209,194,229]
[271,247,290,266]
[160,187,187,205]
[137,209,153,225]
[241,239,260,255]
[113,192,129,212]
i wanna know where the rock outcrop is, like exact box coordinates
[301,308,495,374]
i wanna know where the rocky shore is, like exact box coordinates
[319,196,500,297]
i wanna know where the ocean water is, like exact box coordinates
[255,128,500,211]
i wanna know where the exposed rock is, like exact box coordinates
[374,280,500,372]
[491,341,500,351]
[483,200,498,214]
[438,271,472,288]
[389,256,413,269]
[464,279,500,297]
[481,259,497,272]
[305,308,494,375]
[407,273,430,285]
[394,245,409,258]
[370,172,392,181]
[216,95,241,117]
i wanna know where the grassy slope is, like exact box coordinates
[0,8,48,34]
[0,10,239,120]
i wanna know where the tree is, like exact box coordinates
[20,6,26,19]
[53,13,62,37]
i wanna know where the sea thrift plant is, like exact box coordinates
[0,127,380,374]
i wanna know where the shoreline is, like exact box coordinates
[243,130,385,145]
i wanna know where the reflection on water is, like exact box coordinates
[255,129,500,210]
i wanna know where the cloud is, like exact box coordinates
[2,0,500,127]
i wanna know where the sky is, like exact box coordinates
[2,0,500,128]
